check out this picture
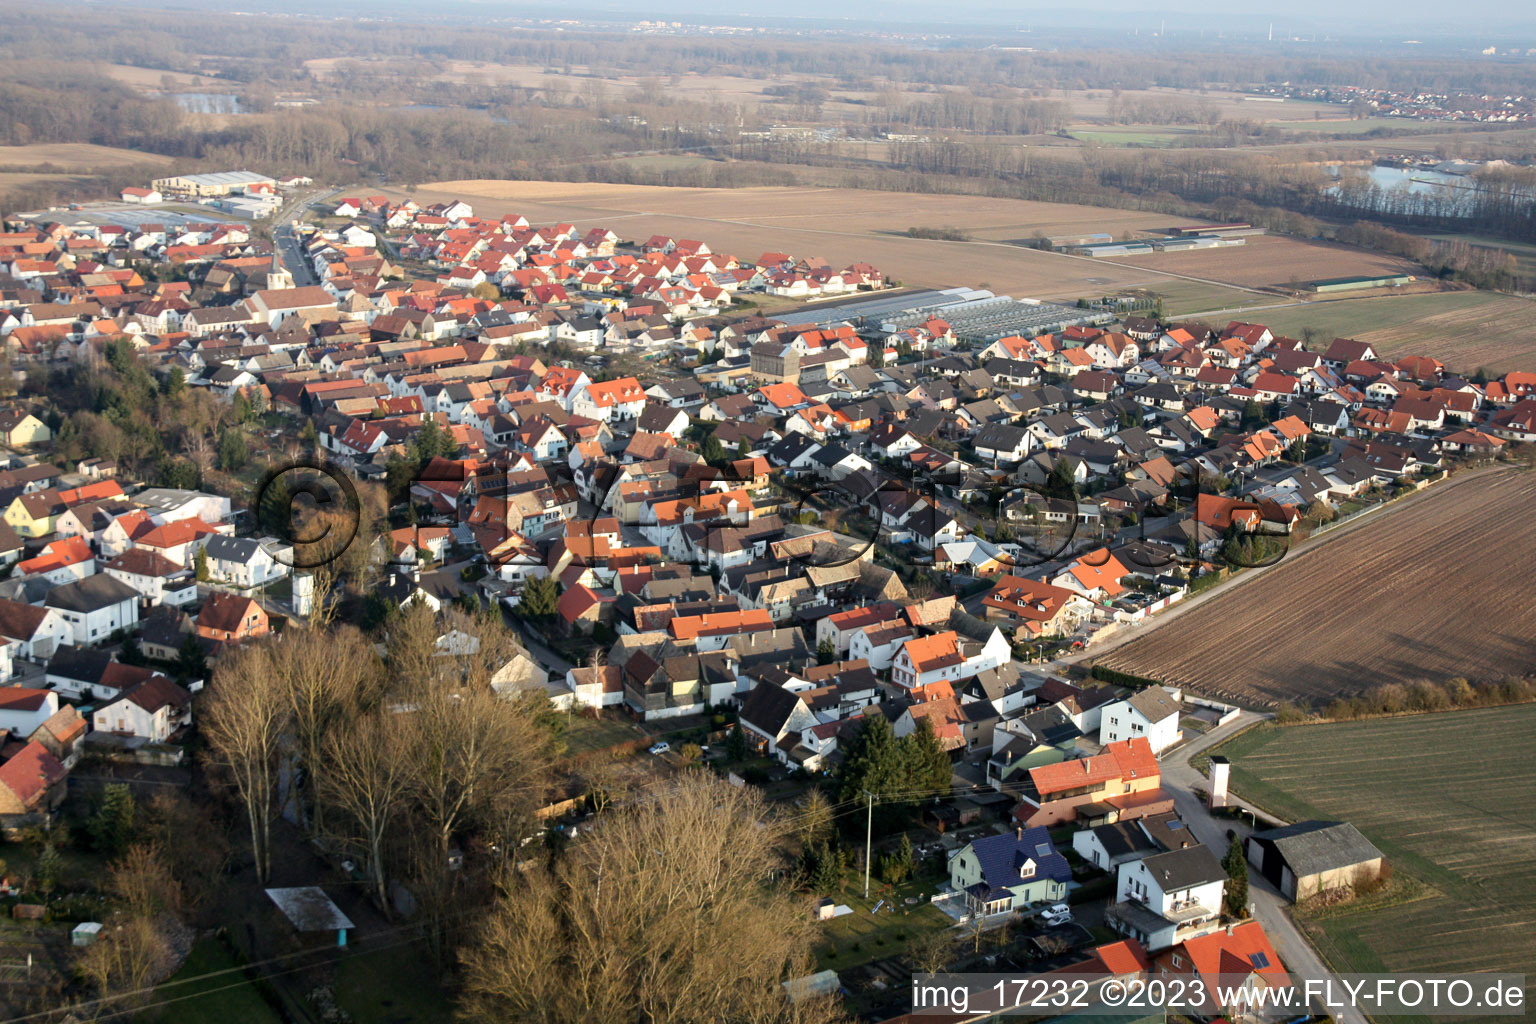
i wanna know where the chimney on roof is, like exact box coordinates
[1226,924,1234,936]
[1016,825,1023,842]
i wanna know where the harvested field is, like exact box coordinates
[102,63,213,90]
[1062,87,1339,124]
[1215,706,1536,1022]
[408,180,1271,305]
[1101,235,1421,290]
[1249,290,1536,376]
[1096,468,1536,706]
[0,143,173,170]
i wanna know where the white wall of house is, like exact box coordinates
[1099,699,1182,754]
[53,598,138,646]
[0,692,57,738]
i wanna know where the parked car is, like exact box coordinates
[648,741,671,755]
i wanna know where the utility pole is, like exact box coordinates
[863,790,875,899]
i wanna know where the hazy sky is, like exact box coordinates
[468,0,1536,38]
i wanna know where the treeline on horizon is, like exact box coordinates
[3,0,1536,275]
[8,0,1536,97]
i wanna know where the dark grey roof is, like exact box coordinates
[1249,820,1382,876]
[1091,820,1160,859]
[204,534,263,563]
[46,643,114,683]
[43,574,139,613]
[1137,844,1226,890]
[738,681,805,737]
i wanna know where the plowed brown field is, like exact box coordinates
[1096,468,1536,706]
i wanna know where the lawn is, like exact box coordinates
[1211,705,1536,1023]
[140,937,282,1024]
[814,871,955,973]
[331,936,451,1023]
[560,713,647,758]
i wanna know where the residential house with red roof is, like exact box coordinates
[0,741,67,826]
[93,675,193,743]
[1014,737,1168,828]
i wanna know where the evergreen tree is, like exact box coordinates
[217,428,249,471]
[735,436,750,460]
[838,715,906,802]
[158,457,200,490]
[36,843,61,895]
[177,632,208,680]
[725,724,749,762]
[194,546,210,582]
[816,638,835,665]
[1223,835,1250,917]
[518,575,559,619]
[90,784,136,856]
[808,840,841,892]
[701,432,726,466]
[163,366,186,399]
[119,636,146,666]
[1044,456,1078,499]
[903,717,953,798]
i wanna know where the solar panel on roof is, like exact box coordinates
[1249,952,1269,969]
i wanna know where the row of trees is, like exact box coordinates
[202,605,559,960]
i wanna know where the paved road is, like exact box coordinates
[499,601,575,677]
[1161,714,1368,1024]
[272,187,340,286]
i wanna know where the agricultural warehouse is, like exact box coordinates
[1245,820,1384,901]
[150,170,277,197]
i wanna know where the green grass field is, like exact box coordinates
[560,714,647,758]
[141,938,283,1024]
[814,871,954,973]
[1143,277,1273,317]
[1216,706,1536,1021]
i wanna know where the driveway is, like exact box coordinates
[1160,715,1368,1024]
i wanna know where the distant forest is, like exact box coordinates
[2,0,1535,271]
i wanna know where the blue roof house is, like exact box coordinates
[948,825,1072,919]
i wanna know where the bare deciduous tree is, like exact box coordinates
[201,643,287,883]
[400,679,555,960]
[459,774,845,1024]
[273,625,378,833]
[320,709,409,916]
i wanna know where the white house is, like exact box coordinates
[0,688,58,739]
[201,535,289,588]
[133,488,232,526]
[556,665,625,711]
[92,677,193,743]
[570,377,648,425]
[43,575,140,645]
[0,599,71,667]
[1111,845,1226,951]
[102,549,199,608]
[1098,687,1183,754]
[890,627,1011,691]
